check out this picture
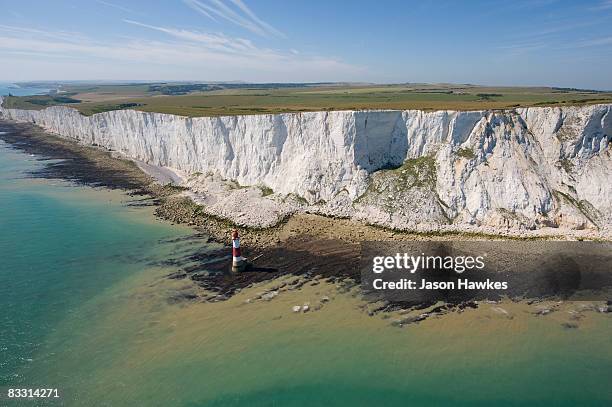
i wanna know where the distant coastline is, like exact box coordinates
[0,82,53,97]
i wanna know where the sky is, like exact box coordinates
[1,0,612,89]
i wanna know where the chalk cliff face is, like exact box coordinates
[1,96,610,237]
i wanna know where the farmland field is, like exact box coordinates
[4,82,612,117]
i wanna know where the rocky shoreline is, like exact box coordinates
[1,120,611,323]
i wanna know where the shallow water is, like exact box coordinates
[0,138,198,399]
[0,133,611,406]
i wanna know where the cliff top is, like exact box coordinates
[3,82,612,118]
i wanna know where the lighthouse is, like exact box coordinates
[231,229,246,272]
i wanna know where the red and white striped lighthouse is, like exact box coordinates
[231,229,246,272]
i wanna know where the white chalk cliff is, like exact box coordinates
[1,96,610,238]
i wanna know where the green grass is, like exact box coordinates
[258,185,274,197]
[5,82,612,117]
[392,156,437,189]
[2,94,81,109]
[559,158,574,173]
[355,156,438,203]
[456,147,476,159]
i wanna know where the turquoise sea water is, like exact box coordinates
[0,130,611,406]
[0,138,196,399]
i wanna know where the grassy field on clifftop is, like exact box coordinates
[4,82,612,117]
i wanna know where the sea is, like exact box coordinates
[0,95,610,405]
[0,83,52,97]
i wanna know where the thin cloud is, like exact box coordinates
[227,0,284,38]
[497,15,612,54]
[183,0,284,38]
[95,0,135,14]
[183,0,218,21]
[507,18,603,40]
[571,36,612,47]
[124,19,259,54]
[499,35,612,53]
[496,41,548,54]
[0,24,362,81]
[591,0,612,10]
[0,24,89,43]
[513,0,560,9]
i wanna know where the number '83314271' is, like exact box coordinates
[7,388,60,398]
